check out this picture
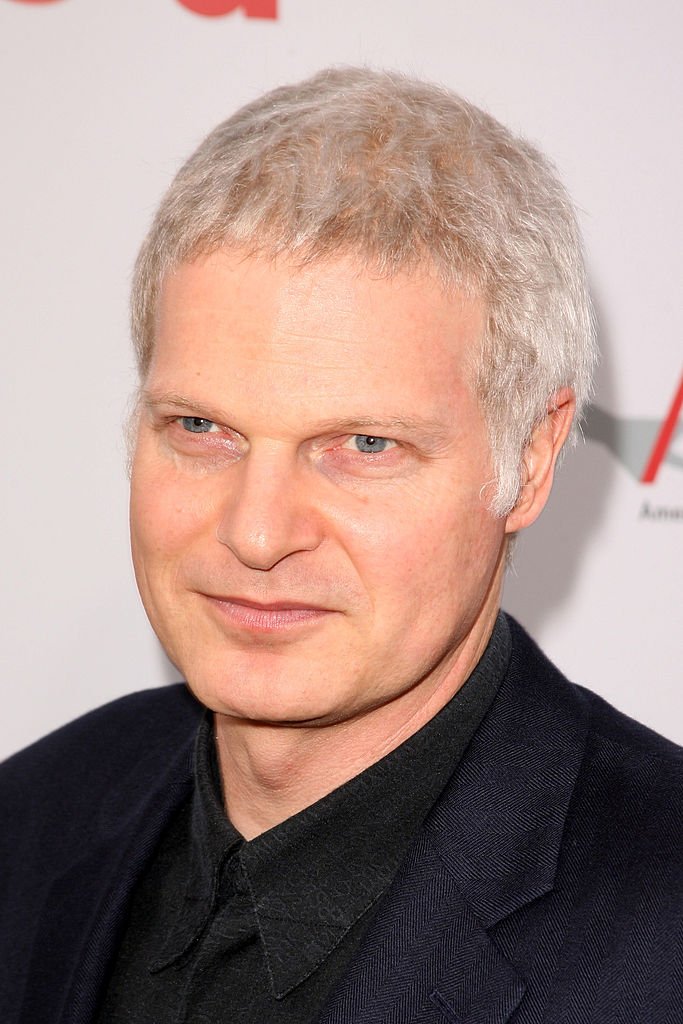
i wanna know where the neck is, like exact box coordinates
[213,598,502,840]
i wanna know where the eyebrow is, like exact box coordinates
[141,390,451,443]
[140,390,225,420]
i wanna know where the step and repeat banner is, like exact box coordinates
[1,0,681,757]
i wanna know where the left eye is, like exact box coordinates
[179,417,217,433]
[348,435,396,453]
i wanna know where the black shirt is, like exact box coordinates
[96,614,511,1023]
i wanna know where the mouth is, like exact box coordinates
[201,594,336,633]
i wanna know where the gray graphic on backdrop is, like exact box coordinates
[584,404,683,479]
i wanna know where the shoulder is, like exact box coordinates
[0,687,203,1017]
[501,614,683,1015]
[506,611,682,763]
[0,684,203,828]
[505,613,683,872]
[1,683,202,775]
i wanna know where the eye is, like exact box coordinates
[178,416,218,433]
[347,434,396,454]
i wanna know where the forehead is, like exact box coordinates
[149,250,485,426]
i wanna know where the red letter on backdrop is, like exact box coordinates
[10,0,278,16]
[177,0,277,17]
[640,372,683,483]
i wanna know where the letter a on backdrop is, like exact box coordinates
[176,0,277,17]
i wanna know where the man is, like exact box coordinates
[1,68,681,1024]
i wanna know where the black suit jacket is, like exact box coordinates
[1,617,682,1023]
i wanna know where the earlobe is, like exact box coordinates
[505,388,576,535]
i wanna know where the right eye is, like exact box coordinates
[178,417,218,433]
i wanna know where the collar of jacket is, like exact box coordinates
[316,618,589,1024]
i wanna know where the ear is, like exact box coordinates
[504,387,576,535]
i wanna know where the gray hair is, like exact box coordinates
[131,66,596,515]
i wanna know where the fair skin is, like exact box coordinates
[130,248,574,839]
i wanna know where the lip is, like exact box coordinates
[202,594,336,633]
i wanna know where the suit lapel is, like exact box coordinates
[318,831,526,1024]
[19,733,195,1024]
[320,621,589,1024]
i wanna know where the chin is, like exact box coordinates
[184,660,344,726]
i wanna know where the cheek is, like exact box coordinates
[344,488,503,612]
[339,492,462,595]
[130,461,217,562]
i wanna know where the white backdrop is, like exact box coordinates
[1,0,681,761]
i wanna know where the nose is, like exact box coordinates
[215,446,323,571]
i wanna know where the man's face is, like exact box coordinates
[130,250,508,730]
